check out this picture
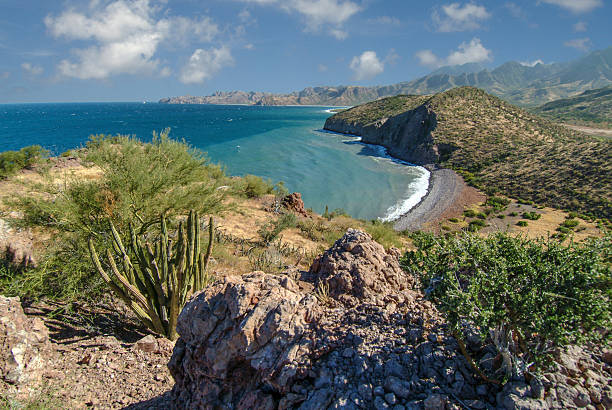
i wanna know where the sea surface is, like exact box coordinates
[0,102,428,220]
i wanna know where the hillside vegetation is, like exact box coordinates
[533,85,612,128]
[327,87,612,219]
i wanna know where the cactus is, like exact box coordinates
[88,210,214,340]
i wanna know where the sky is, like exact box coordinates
[0,0,610,103]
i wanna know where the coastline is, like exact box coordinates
[319,129,471,231]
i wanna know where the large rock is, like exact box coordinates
[309,229,413,306]
[281,193,309,217]
[0,295,49,386]
[168,272,320,408]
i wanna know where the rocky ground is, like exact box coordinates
[1,228,610,409]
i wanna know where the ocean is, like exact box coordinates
[0,102,428,220]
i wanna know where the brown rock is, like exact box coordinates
[134,335,159,353]
[0,295,50,385]
[309,229,414,306]
[281,192,309,217]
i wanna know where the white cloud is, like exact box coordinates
[244,43,255,50]
[237,0,361,38]
[573,21,587,32]
[520,59,544,67]
[416,38,492,68]
[432,2,490,32]
[179,46,234,84]
[21,62,43,75]
[505,2,526,19]
[318,64,328,72]
[539,0,603,13]
[367,16,401,26]
[350,51,384,81]
[45,0,221,80]
[564,37,592,51]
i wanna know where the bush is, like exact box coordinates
[463,209,476,218]
[364,220,403,249]
[258,212,298,244]
[448,218,460,223]
[562,219,580,229]
[467,219,486,232]
[401,232,611,375]
[509,212,518,217]
[0,145,48,179]
[7,131,227,302]
[517,220,529,227]
[522,211,541,221]
[486,196,510,212]
[243,174,275,198]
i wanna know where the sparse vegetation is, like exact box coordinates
[517,220,528,227]
[522,212,541,221]
[0,145,48,179]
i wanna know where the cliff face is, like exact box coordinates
[324,101,439,165]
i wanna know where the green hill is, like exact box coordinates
[533,85,612,128]
[325,87,612,219]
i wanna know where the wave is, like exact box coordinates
[318,129,431,221]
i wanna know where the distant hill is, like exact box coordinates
[161,47,612,107]
[533,85,612,128]
[324,87,611,219]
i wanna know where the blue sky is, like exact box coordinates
[0,0,610,102]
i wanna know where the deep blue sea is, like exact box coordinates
[0,102,428,220]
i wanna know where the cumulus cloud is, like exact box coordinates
[45,0,222,80]
[416,38,492,68]
[564,37,592,51]
[179,46,234,84]
[539,0,603,13]
[367,16,401,25]
[350,51,384,81]
[573,21,587,32]
[432,2,490,32]
[237,0,361,38]
[21,62,43,75]
[520,59,544,67]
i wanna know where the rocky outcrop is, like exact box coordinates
[323,104,439,165]
[281,192,309,217]
[0,296,49,386]
[167,230,612,409]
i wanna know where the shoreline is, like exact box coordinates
[319,129,467,231]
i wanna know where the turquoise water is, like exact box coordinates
[0,103,428,220]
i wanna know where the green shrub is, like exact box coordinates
[0,145,48,179]
[522,212,541,221]
[517,220,528,227]
[7,131,226,303]
[364,220,403,249]
[562,219,580,229]
[476,212,487,220]
[243,174,275,198]
[486,196,511,212]
[467,219,486,232]
[258,212,298,244]
[509,212,518,217]
[497,214,506,219]
[401,232,611,375]
[448,218,460,223]
[463,209,476,218]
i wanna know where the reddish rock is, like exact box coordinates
[281,192,308,217]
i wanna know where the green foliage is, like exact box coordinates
[562,219,580,229]
[476,212,487,220]
[467,219,486,232]
[88,211,214,340]
[486,196,511,212]
[258,212,298,244]
[463,209,477,218]
[364,220,403,249]
[401,232,611,373]
[448,218,460,223]
[509,212,518,217]
[0,145,48,179]
[8,132,226,303]
[517,220,529,227]
[243,174,275,198]
[522,212,541,221]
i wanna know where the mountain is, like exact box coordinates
[324,87,611,219]
[160,47,612,107]
[533,85,612,127]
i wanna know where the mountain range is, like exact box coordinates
[160,47,612,107]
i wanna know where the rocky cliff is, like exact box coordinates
[323,87,612,219]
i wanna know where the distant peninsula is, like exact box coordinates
[160,46,612,107]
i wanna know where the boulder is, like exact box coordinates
[281,193,309,217]
[0,295,49,385]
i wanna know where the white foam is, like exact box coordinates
[380,168,430,222]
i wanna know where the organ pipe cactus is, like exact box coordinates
[88,210,214,340]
